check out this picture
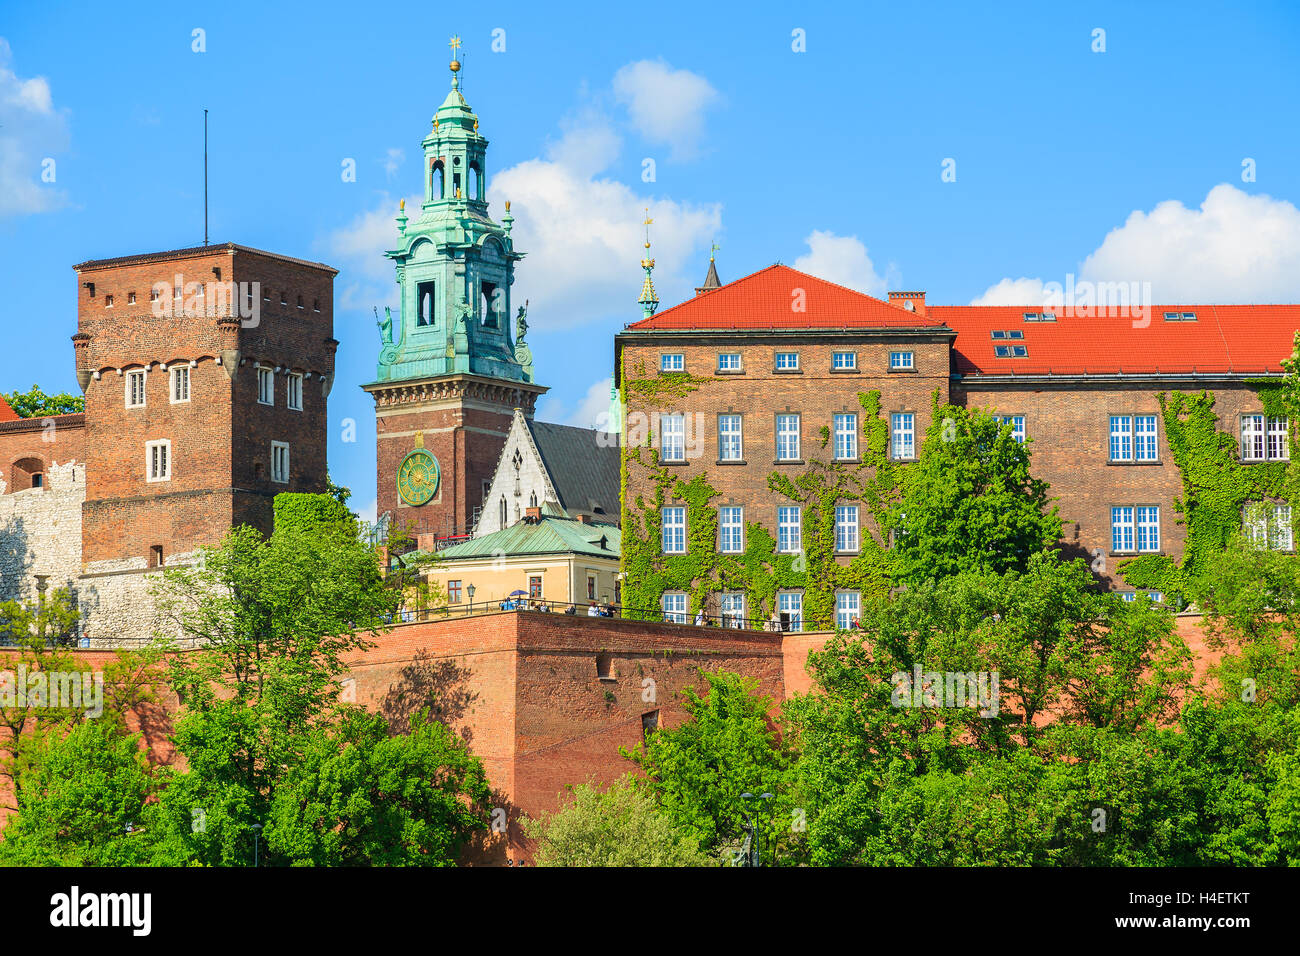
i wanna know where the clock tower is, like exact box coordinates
[364,39,546,542]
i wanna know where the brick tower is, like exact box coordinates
[363,44,546,542]
[72,243,338,571]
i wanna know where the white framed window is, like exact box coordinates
[1111,505,1159,553]
[889,351,914,370]
[287,372,303,411]
[834,504,859,553]
[1244,502,1293,551]
[1243,414,1289,462]
[1269,417,1290,461]
[661,353,684,372]
[833,413,858,461]
[778,592,803,633]
[776,414,800,461]
[775,351,799,371]
[998,415,1026,444]
[145,439,171,482]
[1136,506,1160,552]
[1022,311,1056,322]
[718,353,742,371]
[271,441,290,483]
[257,367,275,406]
[126,369,146,408]
[719,592,745,629]
[662,592,688,624]
[891,412,915,460]
[1134,415,1158,461]
[719,506,743,553]
[1111,506,1134,552]
[994,344,1029,358]
[1109,416,1133,461]
[170,366,190,404]
[835,591,860,631]
[661,506,686,553]
[778,506,802,554]
[1273,504,1294,551]
[832,351,857,370]
[719,414,743,461]
[660,413,686,462]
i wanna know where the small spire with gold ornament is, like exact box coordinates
[396,197,408,235]
[638,207,659,318]
[449,35,462,88]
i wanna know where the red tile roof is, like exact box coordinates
[0,395,19,422]
[628,265,1299,375]
[623,265,944,331]
[935,304,1300,376]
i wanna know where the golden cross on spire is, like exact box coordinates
[643,208,654,249]
[449,35,462,56]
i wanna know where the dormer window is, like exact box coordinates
[990,330,1024,340]
[1022,311,1056,322]
[994,345,1029,358]
[1163,311,1197,322]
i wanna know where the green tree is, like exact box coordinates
[888,403,1061,587]
[267,709,491,866]
[784,555,1193,865]
[0,720,158,866]
[148,502,401,866]
[0,587,88,810]
[623,669,797,862]
[1,384,84,418]
[525,776,713,867]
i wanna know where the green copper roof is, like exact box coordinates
[433,515,621,561]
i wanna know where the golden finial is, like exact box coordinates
[399,199,405,212]
[456,186,461,199]
[643,207,654,250]
[473,118,479,133]
[505,200,511,212]
[449,35,462,72]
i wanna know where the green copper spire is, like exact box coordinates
[370,39,531,385]
[638,208,659,318]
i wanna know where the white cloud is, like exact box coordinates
[381,148,404,181]
[0,37,70,218]
[793,230,893,297]
[972,184,1300,304]
[612,60,719,161]
[969,276,1055,307]
[491,159,721,330]
[537,376,614,430]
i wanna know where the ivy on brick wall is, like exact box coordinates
[621,359,716,405]
[619,388,899,629]
[1118,388,1300,604]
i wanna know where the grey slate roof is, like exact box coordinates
[527,419,620,522]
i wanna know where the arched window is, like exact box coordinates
[11,457,44,492]
[499,496,507,527]
[468,162,481,200]
[430,160,445,199]
[529,491,537,508]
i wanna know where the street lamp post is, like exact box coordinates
[34,575,48,644]
[467,583,476,610]
[740,791,776,867]
[251,823,262,867]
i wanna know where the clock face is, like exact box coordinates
[396,448,440,506]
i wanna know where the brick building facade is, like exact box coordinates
[0,242,337,645]
[616,264,1299,622]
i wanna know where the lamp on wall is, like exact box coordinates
[467,583,476,602]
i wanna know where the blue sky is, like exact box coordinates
[4,0,1300,520]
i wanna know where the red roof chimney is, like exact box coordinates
[889,291,927,317]
[525,506,542,523]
